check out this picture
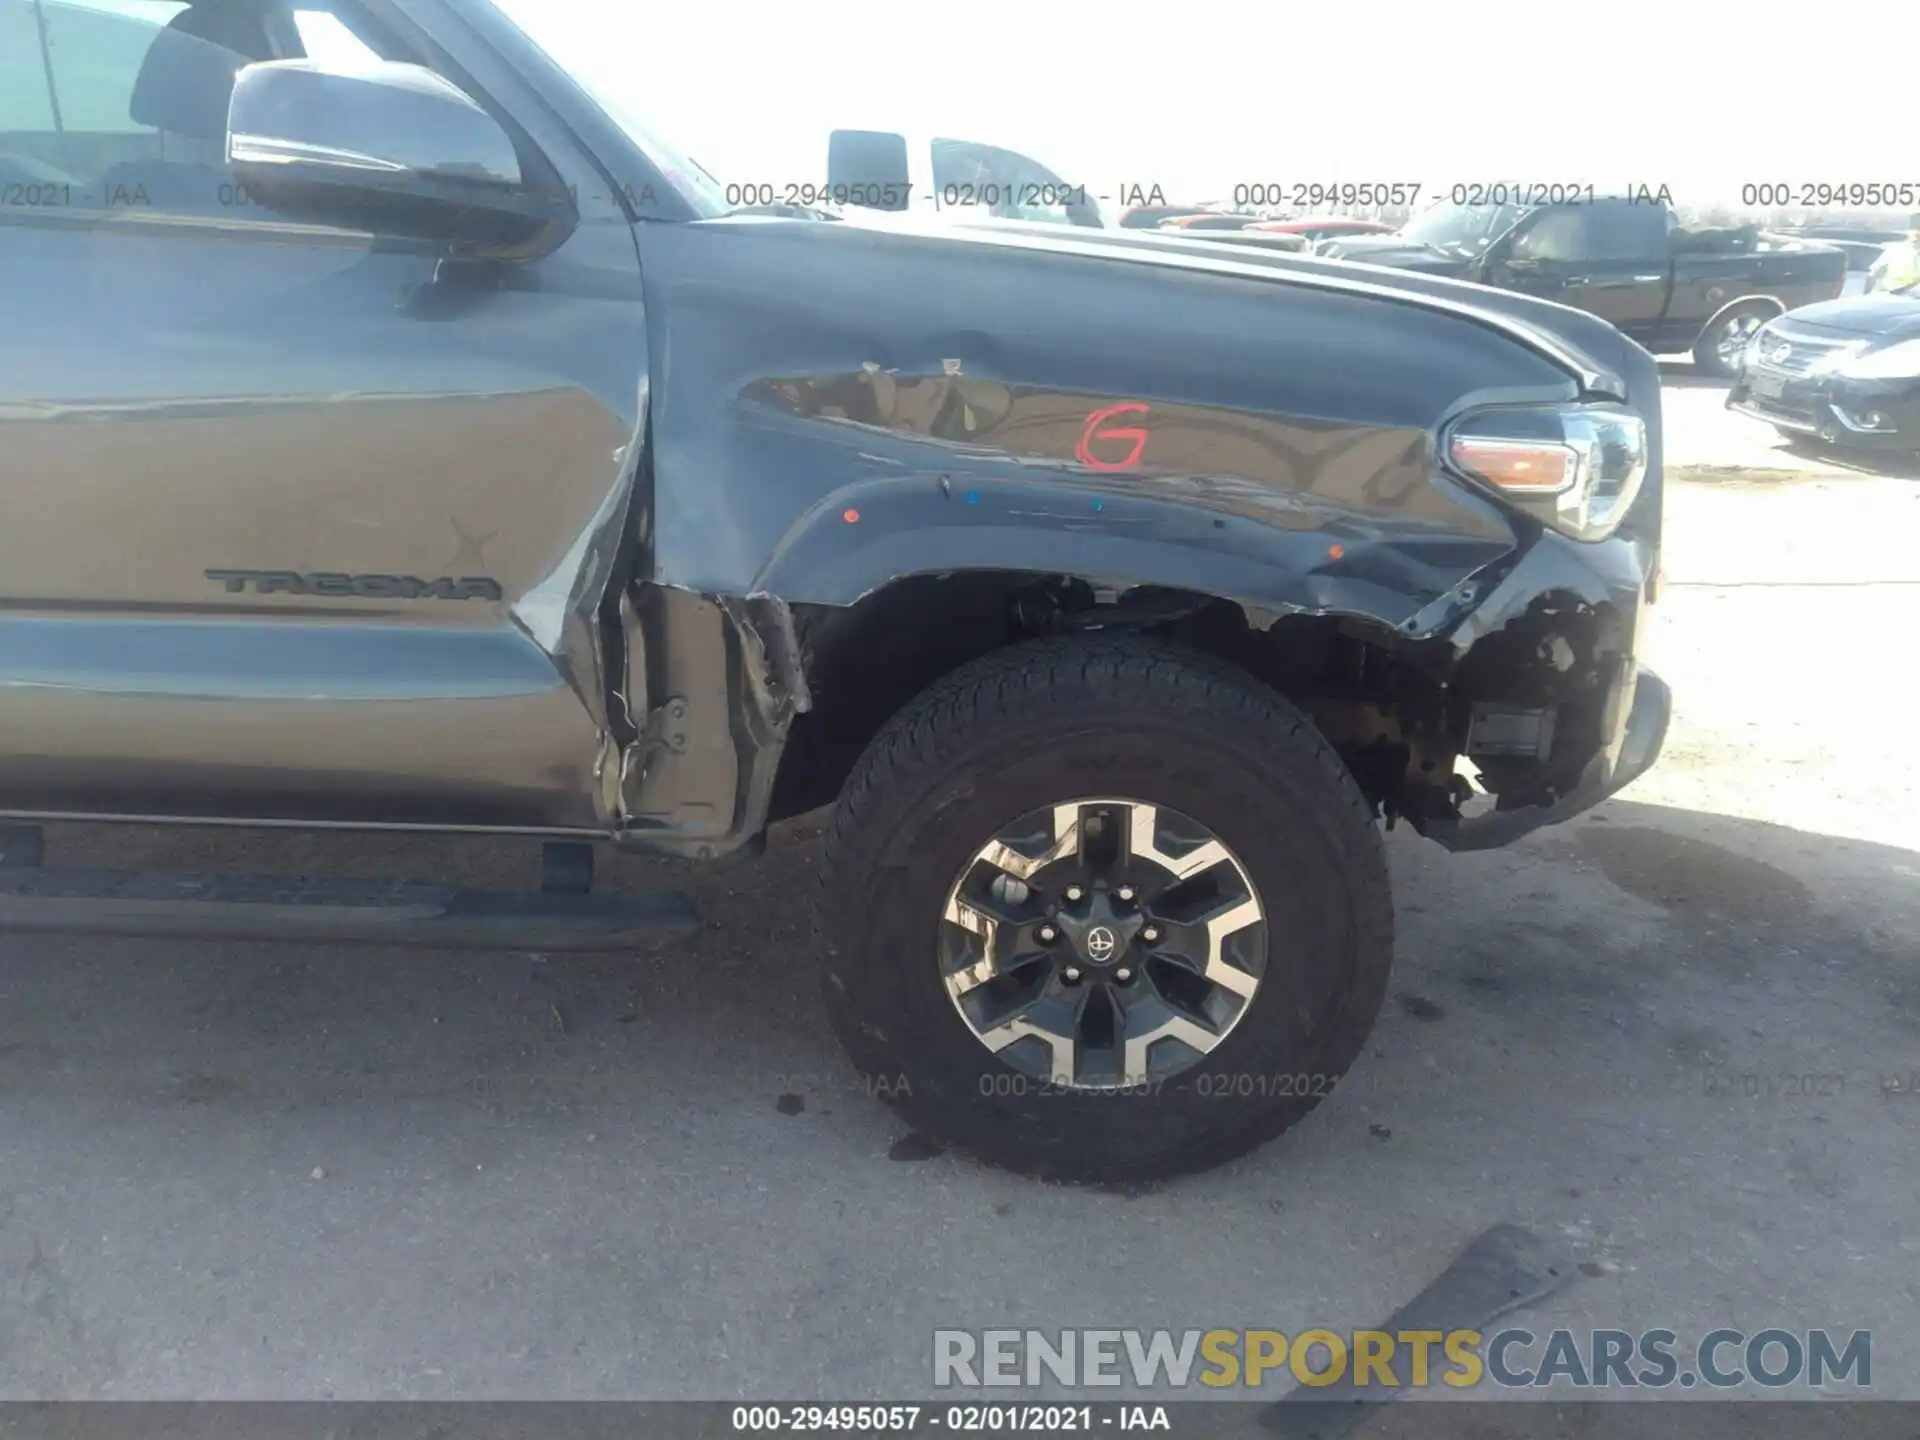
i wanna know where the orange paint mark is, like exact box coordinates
[1328,544,1346,559]
[1075,402,1152,471]
[842,508,861,524]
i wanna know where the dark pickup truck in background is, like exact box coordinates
[1322,196,1849,376]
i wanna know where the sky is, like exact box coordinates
[493,0,1919,217]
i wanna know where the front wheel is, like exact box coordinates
[814,638,1395,1183]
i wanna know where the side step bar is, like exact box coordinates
[0,834,700,952]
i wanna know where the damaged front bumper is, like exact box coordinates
[1427,665,1670,851]
[1408,510,1669,853]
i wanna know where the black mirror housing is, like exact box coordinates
[227,60,575,258]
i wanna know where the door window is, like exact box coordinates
[1586,201,1668,260]
[0,0,197,194]
[0,0,426,219]
[0,5,59,182]
[1511,208,1592,262]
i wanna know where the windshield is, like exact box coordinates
[490,0,729,217]
[1400,201,1526,255]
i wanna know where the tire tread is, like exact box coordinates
[814,636,1394,1182]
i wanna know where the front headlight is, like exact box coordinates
[1834,337,1920,379]
[1444,405,1648,542]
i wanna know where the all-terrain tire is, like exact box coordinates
[814,637,1395,1183]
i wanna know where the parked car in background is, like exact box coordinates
[1807,237,1895,275]
[1247,216,1397,245]
[1727,281,1920,453]
[1147,213,1311,252]
[817,150,1309,251]
[1322,196,1848,376]
[1157,212,1267,231]
[1159,227,1310,253]
[1119,205,1218,228]
[1777,224,1905,271]
[1766,224,1904,296]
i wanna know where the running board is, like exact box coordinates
[0,866,701,951]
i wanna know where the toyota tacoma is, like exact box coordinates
[0,0,1669,1182]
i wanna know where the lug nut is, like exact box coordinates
[1115,967,1133,983]
[1116,886,1135,902]
[1141,926,1159,943]
[1065,885,1084,902]
[990,874,1032,906]
[1063,966,1082,983]
[1038,924,1058,942]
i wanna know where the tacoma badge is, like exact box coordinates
[206,570,504,601]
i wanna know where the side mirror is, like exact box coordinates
[826,129,913,211]
[228,60,575,258]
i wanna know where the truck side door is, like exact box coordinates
[0,0,650,831]
[1484,199,1671,344]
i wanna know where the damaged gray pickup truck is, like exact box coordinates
[0,0,1669,1181]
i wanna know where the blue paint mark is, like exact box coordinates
[963,490,981,506]
[1090,498,1105,513]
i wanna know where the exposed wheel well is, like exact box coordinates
[766,572,1470,829]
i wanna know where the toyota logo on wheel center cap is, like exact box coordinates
[1083,926,1120,964]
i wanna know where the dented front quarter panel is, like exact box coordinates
[626,213,1665,850]
[638,215,1651,630]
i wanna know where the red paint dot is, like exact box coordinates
[842,509,860,524]
[1328,544,1346,559]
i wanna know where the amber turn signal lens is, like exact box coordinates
[1447,437,1577,494]
[1444,405,1647,542]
